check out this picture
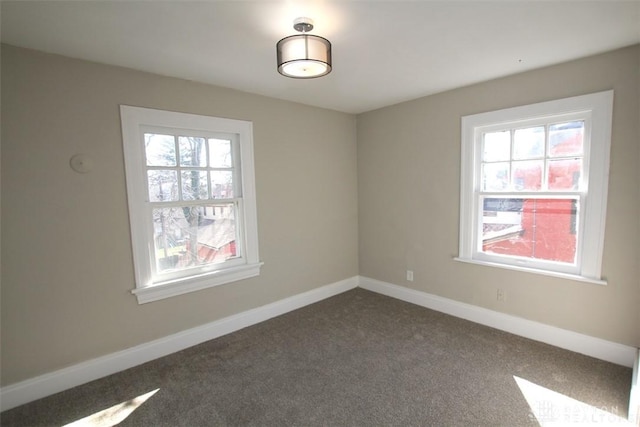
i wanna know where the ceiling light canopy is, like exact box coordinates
[276,17,332,79]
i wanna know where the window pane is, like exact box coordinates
[178,136,207,167]
[147,170,178,202]
[482,162,509,191]
[153,205,238,273]
[548,158,581,190]
[145,133,176,166]
[209,138,232,168]
[481,197,578,264]
[512,160,543,191]
[181,170,209,200]
[513,126,544,159]
[549,121,584,157]
[483,131,510,162]
[210,171,234,199]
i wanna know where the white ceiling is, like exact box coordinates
[2,1,639,114]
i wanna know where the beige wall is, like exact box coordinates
[2,43,638,388]
[0,45,358,386]
[358,45,640,347]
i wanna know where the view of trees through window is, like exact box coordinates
[144,133,238,273]
[480,121,583,264]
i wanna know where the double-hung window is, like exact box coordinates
[120,106,261,303]
[457,91,613,283]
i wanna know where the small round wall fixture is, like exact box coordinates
[276,17,332,79]
[70,153,93,173]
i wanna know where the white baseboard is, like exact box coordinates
[358,276,637,368]
[0,276,359,412]
[630,349,640,424]
[2,274,635,413]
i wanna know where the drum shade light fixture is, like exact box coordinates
[276,17,332,79]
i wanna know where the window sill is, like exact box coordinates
[453,257,607,286]
[131,262,263,304]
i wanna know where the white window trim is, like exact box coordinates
[120,106,261,304]
[456,90,613,284]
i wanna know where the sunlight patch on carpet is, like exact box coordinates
[514,376,631,426]
[62,388,159,427]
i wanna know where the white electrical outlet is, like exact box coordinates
[497,289,506,302]
[406,270,414,281]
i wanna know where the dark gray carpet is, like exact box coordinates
[1,288,632,426]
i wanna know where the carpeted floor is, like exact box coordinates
[1,288,632,426]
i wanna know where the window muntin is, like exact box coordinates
[458,91,613,283]
[480,121,585,193]
[141,129,243,281]
[477,120,585,271]
[121,106,260,303]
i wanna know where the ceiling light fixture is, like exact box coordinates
[276,17,332,79]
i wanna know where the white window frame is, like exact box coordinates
[456,91,613,284]
[120,106,261,304]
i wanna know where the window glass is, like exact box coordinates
[482,197,578,264]
[549,121,584,157]
[209,138,232,168]
[548,159,581,190]
[483,131,510,162]
[178,136,207,167]
[512,160,543,191]
[482,162,510,191]
[478,121,583,266]
[210,171,234,199]
[181,170,209,200]
[152,204,237,273]
[513,126,545,159]
[145,134,176,166]
[147,170,178,202]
